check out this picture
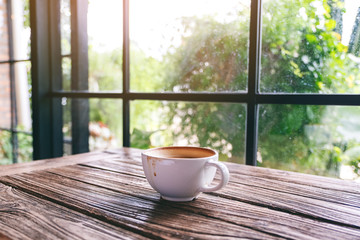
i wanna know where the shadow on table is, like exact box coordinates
[144,196,212,225]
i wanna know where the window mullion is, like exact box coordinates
[70,0,89,154]
[123,0,130,147]
[246,0,262,165]
[31,0,55,159]
[6,0,18,163]
[49,0,63,157]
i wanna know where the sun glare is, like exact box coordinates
[87,0,359,58]
[87,0,247,58]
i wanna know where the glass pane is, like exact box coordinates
[0,0,9,61]
[62,98,123,155]
[14,61,31,131]
[89,99,122,150]
[87,0,122,91]
[261,0,360,93]
[62,56,71,91]
[130,0,250,92]
[0,63,11,129]
[17,132,32,163]
[61,0,71,55]
[0,130,12,165]
[12,0,31,60]
[62,97,71,155]
[258,104,360,180]
[130,100,246,164]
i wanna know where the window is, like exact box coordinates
[29,0,360,180]
[0,0,32,164]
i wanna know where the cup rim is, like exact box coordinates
[142,146,217,160]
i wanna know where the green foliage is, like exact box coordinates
[87,47,167,148]
[0,131,12,165]
[62,57,71,91]
[85,0,360,178]
[257,105,344,178]
[258,105,324,136]
[165,16,248,92]
[23,0,30,28]
[159,0,360,177]
[17,132,33,163]
[130,48,166,92]
[258,134,344,177]
[130,128,154,149]
[89,47,122,91]
[129,100,173,149]
[89,99,122,142]
[0,130,32,165]
[344,144,360,176]
[260,0,351,93]
[164,102,246,163]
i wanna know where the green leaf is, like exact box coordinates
[305,34,317,43]
[130,128,154,149]
[325,19,336,31]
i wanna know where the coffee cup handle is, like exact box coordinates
[199,160,230,193]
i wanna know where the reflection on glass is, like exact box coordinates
[0,0,9,61]
[17,132,32,163]
[130,100,246,163]
[258,104,360,180]
[89,99,123,150]
[62,57,71,91]
[62,97,71,155]
[12,0,31,60]
[130,0,250,92]
[87,0,122,91]
[0,130,12,165]
[261,0,360,93]
[14,61,31,131]
[62,98,123,155]
[0,64,10,129]
[61,0,71,55]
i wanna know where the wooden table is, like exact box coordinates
[0,148,360,239]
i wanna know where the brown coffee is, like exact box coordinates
[145,146,215,159]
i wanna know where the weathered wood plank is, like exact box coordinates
[1,148,359,239]
[226,162,360,194]
[0,151,115,177]
[99,148,360,194]
[215,182,360,227]
[44,164,360,240]
[104,147,143,156]
[79,159,145,177]
[0,183,147,240]
[81,158,360,209]
[223,171,360,208]
[0,173,281,239]
[79,159,360,228]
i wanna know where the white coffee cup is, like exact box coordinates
[141,146,230,202]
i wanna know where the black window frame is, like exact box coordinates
[0,0,32,164]
[31,0,360,166]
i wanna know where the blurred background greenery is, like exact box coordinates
[2,0,360,181]
[62,0,360,180]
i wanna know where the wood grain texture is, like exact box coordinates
[0,172,280,239]
[104,148,360,193]
[81,158,360,228]
[106,148,360,194]
[0,148,359,240]
[0,151,116,177]
[46,164,360,240]
[225,162,360,194]
[80,153,360,229]
[0,183,146,240]
[82,157,360,209]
